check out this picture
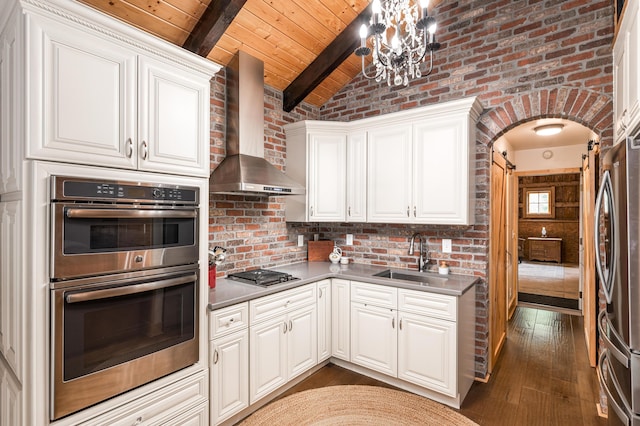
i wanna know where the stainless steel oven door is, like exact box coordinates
[51,203,198,280]
[50,268,199,420]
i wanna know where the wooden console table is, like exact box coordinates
[527,237,562,263]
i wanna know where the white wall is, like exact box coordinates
[514,144,586,172]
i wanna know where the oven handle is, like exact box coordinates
[65,209,197,219]
[65,273,197,304]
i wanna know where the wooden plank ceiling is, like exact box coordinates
[78,0,373,109]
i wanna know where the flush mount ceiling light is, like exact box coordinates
[534,124,564,136]
[354,0,441,87]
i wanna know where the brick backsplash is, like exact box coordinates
[208,0,614,380]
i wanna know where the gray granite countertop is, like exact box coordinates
[208,262,479,311]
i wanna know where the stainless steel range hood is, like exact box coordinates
[209,51,305,196]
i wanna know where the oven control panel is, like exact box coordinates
[51,176,198,204]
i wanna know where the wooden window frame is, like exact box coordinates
[524,187,555,219]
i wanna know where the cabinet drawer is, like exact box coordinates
[351,281,397,309]
[250,284,316,324]
[398,289,456,321]
[81,370,207,426]
[209,302,249,340]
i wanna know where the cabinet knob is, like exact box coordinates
[399,318,403,330]
[392,317,395,329]
[140,141,148,160]
[283,322,288,334]
[133,416,143,425]
[406,206,410,217]
[348,207,351,216]
[413,206,416,217]
[213,349,219,364]
[289,320,293,331]
[319,288,323,298]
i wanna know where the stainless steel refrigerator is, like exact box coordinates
[597,135,640,425]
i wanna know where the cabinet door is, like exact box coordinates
[350,302,397,376]
[614,30,628,142]
[287,304,317,380]
[331,279,351,361]
[0,365,21,426]
[398,312,456,397]
[308,133,346,221]
[413,118,470,225]
[317,280,332,362]
[249,316,287,404]
[211,330,248,424]
[31,15,137,168]
[0,200,21,376]
[367,124,412,223]
[138,56,210,177]
[346,131,367,222]
[0,16,22,193]
[627,2,640,134]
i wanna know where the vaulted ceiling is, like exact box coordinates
[78,0,376,110]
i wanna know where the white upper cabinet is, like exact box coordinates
[285,97,482,225]
[413,117,471,224]
[24,5,218,177]
[137,56,211,176]
[285,121,364,222]
[614,0,640,141]
[307,132,347,221]
[346,131,367,222]
[367,123,413,223]
[0,14,22,194]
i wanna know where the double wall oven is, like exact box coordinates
[49,176,201,420]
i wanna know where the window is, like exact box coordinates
[524,187,555,218]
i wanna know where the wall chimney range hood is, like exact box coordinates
[209,51,305,196]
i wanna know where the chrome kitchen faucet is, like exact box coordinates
[408,232,429,272]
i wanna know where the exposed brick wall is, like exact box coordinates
[209,0,614,381]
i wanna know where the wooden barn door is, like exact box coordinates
[490,151,508,372]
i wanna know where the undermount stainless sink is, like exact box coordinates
[373,269,449,285]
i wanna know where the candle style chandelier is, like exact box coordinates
[354,0,441,86]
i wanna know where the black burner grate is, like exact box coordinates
[228,269,298,286]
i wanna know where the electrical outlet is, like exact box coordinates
[297,235,304,247]
[442,239,452,253]
[346,234,353,245]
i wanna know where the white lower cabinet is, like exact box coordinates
[210,331,249,424]
[348,281,469,404]
[398,312,456,396]
[209,302,249,425]
[317,280,332,362]
[80,370,208,426]
[331,279,351,361]
[350,302,397,376]
[249,286,317,404]
[0,365,21,426]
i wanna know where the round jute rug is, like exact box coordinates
[240,385,478,425]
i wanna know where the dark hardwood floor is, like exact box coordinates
[281,306,606,425]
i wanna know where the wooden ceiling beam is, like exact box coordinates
[182,0,247,57]
[282,5,371,112]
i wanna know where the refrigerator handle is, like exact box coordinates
[598,350,632,426]
[594,170,615,304]
[597,309,630,368]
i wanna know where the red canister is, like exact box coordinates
[208,264,216,288]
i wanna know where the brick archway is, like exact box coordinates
[475,87,613,147]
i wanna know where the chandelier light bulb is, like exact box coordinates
[372,0,381,15]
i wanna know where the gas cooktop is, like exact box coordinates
[227,269,299,287]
